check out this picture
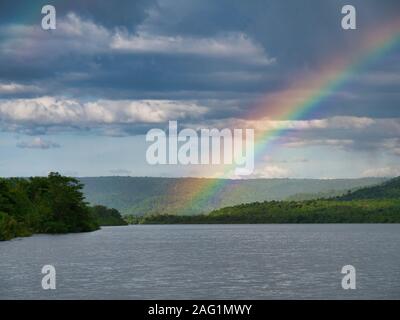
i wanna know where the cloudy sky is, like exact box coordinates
[0,0,399,178]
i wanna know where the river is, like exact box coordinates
[1,224,399,299]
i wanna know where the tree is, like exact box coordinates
[0,173,99,241]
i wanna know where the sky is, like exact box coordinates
[0,0,399,178]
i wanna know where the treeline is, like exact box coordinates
[0,173,125,241]
[338,177,400,200]
[140,199,400,224]
[140,176,400,224]
[91,205,127,226]
[80,176,385,215]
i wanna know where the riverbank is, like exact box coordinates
[139,177,400,224]
[139,199,400,224]
[0,173,124,241]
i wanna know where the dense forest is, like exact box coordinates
[140,177,400,224]
[2,173,399,240]
[80,176,386,215]
[91,205,127,226]
[0,173,125,241]
[338,177,400,200]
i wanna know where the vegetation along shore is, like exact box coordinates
[1,174,399,241]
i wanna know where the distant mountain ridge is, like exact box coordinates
[338,177,400,200]
[140,176,400,224]
[79,176,387,216]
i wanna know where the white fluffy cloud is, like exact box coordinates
[111,30,275,64]
[16,137,60,149]
[0,14,110,58]
[0,97,208,127]
[251,116,375,131]
[193,115,378,132]
[188,115,400,155]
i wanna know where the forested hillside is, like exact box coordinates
[141,177,400,224]
[80,176,386,216]
[338,177,400,200]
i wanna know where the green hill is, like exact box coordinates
[79,176,386,216]
[140,176,400,224]
[338,177,400,200]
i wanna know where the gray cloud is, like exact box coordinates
[0,1,398,149]
[0,13,274,65]
[0,82,41,95]
[0,0,399,179]
[362,166,400,178]
[0,0,155,30]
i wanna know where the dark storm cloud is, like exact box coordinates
[0,0,155,29]
[139,0,400,65]
[0,0,399,143]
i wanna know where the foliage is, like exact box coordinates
[337,177,400,200]
[91,205,127,226]
[123,214,141,224]
[140,199,400,224]
[141,177,400,224]
[0,173,99,241]
[80,176,386,215]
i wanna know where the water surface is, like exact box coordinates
[1,224,399,299]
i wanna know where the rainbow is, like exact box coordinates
[174,19,400,215]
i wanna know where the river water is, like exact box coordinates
[1,224,399,299]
